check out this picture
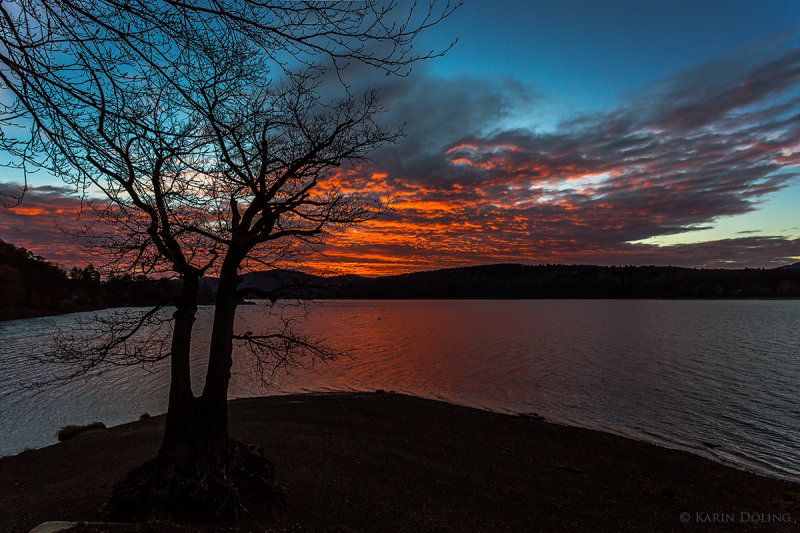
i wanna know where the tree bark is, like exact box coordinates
[200,252,243,454]
[159,250,244,457]
[161,272,200,454]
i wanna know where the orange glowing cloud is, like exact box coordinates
[5,43,800,277]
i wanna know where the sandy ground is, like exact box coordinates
[2,392,799,532]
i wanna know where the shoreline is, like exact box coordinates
[244,391,799,484]
[3,296,800,323]
[4,389,794,483]
[2,391,798,532]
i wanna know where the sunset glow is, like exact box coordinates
[2,1,800,276]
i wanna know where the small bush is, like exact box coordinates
[57,421,106,441]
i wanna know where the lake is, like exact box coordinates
[1,299,798,481]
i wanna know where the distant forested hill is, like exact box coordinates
[0,240,71,319]
[330,263,800,299]
[2,237,800,321]
[0,239,179,320]
[230,263,800,299]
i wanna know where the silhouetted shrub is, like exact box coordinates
[57,422,106,441]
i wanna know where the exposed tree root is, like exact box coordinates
[107,439,286,522]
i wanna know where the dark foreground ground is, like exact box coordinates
[2,392,799,532]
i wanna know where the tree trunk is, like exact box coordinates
[158,263,238,456]
[200,254,242,454]
[155,250,245,456]
[161,272,200,454]
[109,257,282,520]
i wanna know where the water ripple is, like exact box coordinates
[1,300,799,482]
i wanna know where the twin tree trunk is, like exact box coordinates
[109,250,284,520]
[161,254,242,457]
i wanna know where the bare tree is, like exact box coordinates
[1,0,458,519]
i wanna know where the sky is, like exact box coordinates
[2,1,800,275]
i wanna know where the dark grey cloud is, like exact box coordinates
[0,182,94,266]
[321,37,800,270]
[4,37,800,274]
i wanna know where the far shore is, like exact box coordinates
[3,295,800,323]
[2,392,799,532]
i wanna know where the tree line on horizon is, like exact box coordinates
[3,237,800,322]
[336,262,800,299]
[0,239,180,320]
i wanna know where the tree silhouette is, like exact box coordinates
[1,0,458,519]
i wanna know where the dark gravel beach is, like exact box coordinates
[2,392,798,532]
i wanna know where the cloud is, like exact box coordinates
[312,38,800,273]
[4,39,800,275]
[0,183,97,266]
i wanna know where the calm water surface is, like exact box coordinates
[1,300,798,481]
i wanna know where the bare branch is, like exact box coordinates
[33,305,174,386]
[233,310,343,382]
